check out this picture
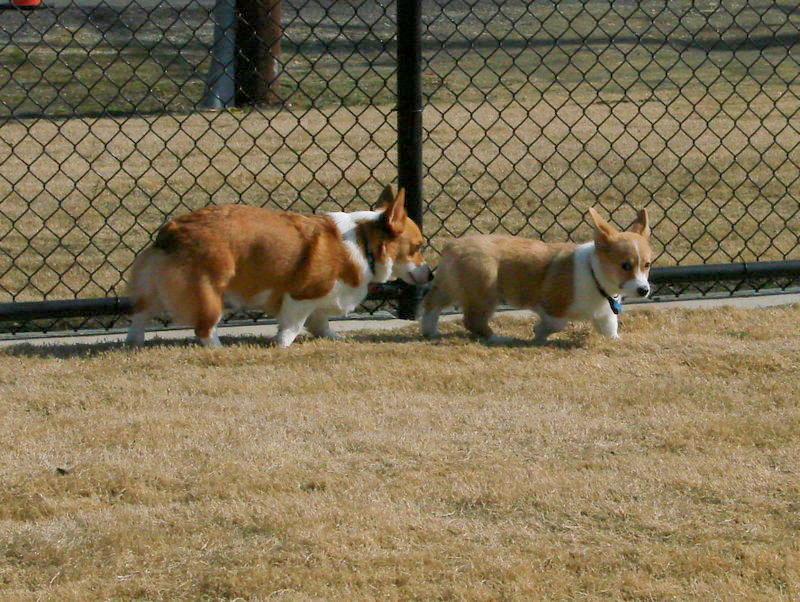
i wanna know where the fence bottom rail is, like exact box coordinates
[1,261,799,336]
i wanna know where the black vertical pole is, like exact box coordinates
[396,0,424,319]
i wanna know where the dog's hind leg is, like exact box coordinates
[192,287,224,348]
[126,302,153,346]
[126,250,161,346]
[159,273,225,347]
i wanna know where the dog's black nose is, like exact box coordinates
[637,286,650,297]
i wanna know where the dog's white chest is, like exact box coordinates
[566,243,614,320]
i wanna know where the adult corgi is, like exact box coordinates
[127,185,431,347]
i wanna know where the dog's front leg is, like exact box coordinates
[592,312,620,339]
[274,297,316,348]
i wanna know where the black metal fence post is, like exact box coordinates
[396,0,424,320]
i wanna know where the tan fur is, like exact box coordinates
[128,185,425,343]
[423,208,652,341]
[423,237,576,339]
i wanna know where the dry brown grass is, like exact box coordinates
[2,304,799,600]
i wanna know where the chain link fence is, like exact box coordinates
[418,0,800,299]
[1,0,404,333]
[1,0,799,336]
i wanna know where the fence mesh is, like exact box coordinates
[0,0,401,333]
[421,0,800,270]
[1,0,799,335]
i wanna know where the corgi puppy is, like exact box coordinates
[127,185,431,348]
[420,208,651,343]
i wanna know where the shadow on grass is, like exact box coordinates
[483,330,590,350]
[0,330,399,359]
[0,337,197,360]
[347,327,590,350]
[0,333,267,360]
[345,331,445,345]
[1,323,590,359]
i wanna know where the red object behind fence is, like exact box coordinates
[10,0,43,7]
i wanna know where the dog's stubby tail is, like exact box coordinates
[153,221,180,252]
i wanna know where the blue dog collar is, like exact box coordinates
[589,264,623,315]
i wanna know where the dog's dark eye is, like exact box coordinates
[621,261,633,271]
[644,262,651,268]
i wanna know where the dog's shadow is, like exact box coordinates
[348,329,589,349]
[2,326,590,360]
[346,331,458,344]
[0,335,275,360]
[0,337,192,360]
[482,330,590,350]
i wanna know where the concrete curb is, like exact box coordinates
[1,293,798,349]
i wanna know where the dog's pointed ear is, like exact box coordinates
[383,187,407,236]
[377,183,396,208]
[588,207,616,247]
[629,208,650,238]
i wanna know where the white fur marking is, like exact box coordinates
[593,312,620,339]
[275,295,317,348]
[126,312,149,345]
[199,319,222,348]
[200,335,222,348]
[326,210,380,282]
[401,261,432,285]
[567,242,616,321]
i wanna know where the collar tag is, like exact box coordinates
[590,262,623,315]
